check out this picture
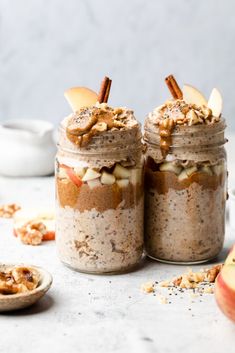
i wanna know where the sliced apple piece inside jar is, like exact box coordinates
[74,166,86,179]
[200,165,213,176]
[101,171,116,185]
[82,168,101,182]
[87,178,101,189]
[207,88,223,118]
[66,167,83,187]
[159,162,182,175]
[178,170,188,181]
[178,166,197,181]
[185,166,197,176]
[182,84,207,107]
[59,164,83,187]
[58,166,69,179]
[64,87,98,112]
[113,164,131,179]
[213,163,224,176]
[116,179,129,188]
[129,168,142,185]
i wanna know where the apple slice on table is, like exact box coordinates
[215,265,235,322]
[225,244,235,266]
[182,84,207,106]
[215,244,235,322]
[207,88,223,118]
[64,87,98,112]
[13,209,55,241]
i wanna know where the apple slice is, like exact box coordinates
[113,164,131,179]
[129,168,142,185]
[64,87,98,112]
[215,265,235,322]
[200,166,213,176]
[87,178,101,189]
[185,166,197,176]
[58,167,69,179]
[213,163,224,176]
[116,179,129,188]
[178,166,197,181]
[159,162,182,175]
[100,171,116,185]
[207,88,223,118]
[182,84,207,107]
[59,164,83,187]
[65,167,83,187]
[74,166,86,179]
[178,170,188,181]
[225,244,235,266]
[82,168,101,182]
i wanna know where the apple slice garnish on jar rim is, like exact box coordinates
[64,87,98,112]
[182,84,223,117]
[207,88,223,118]
[182,84,207,107]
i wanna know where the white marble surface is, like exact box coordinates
[0,0,235,129]
[0,173,234,353]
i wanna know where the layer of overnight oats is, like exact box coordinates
[56,95,144,273]
[144,77,227,264]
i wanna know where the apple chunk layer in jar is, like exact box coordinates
[144,84,227,264]
[56,103,144,273]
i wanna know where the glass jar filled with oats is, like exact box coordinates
[56,102,144,274]
[144,78,227,264]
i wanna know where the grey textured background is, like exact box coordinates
[0,0,234,129]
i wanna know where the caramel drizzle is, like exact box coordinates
[165,74,183,100]
[159,118,175,157]
[98,76,112,103]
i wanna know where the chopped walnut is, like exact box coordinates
[187,110,199,126]
[161,265,222,290]
[15,221,47,246]
[159,280,170,287]
[205,264,223,282]
[91,122,107,132]
[141,282,154,293]
[149,99,216,127]
[0,204,21,218]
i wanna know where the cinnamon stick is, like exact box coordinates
[98,76,112,103]
[165,75,183,99]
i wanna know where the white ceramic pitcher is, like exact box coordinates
[0,119,56,176]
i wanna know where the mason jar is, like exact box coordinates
[55,118,144,274]
[144,118,227,264]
